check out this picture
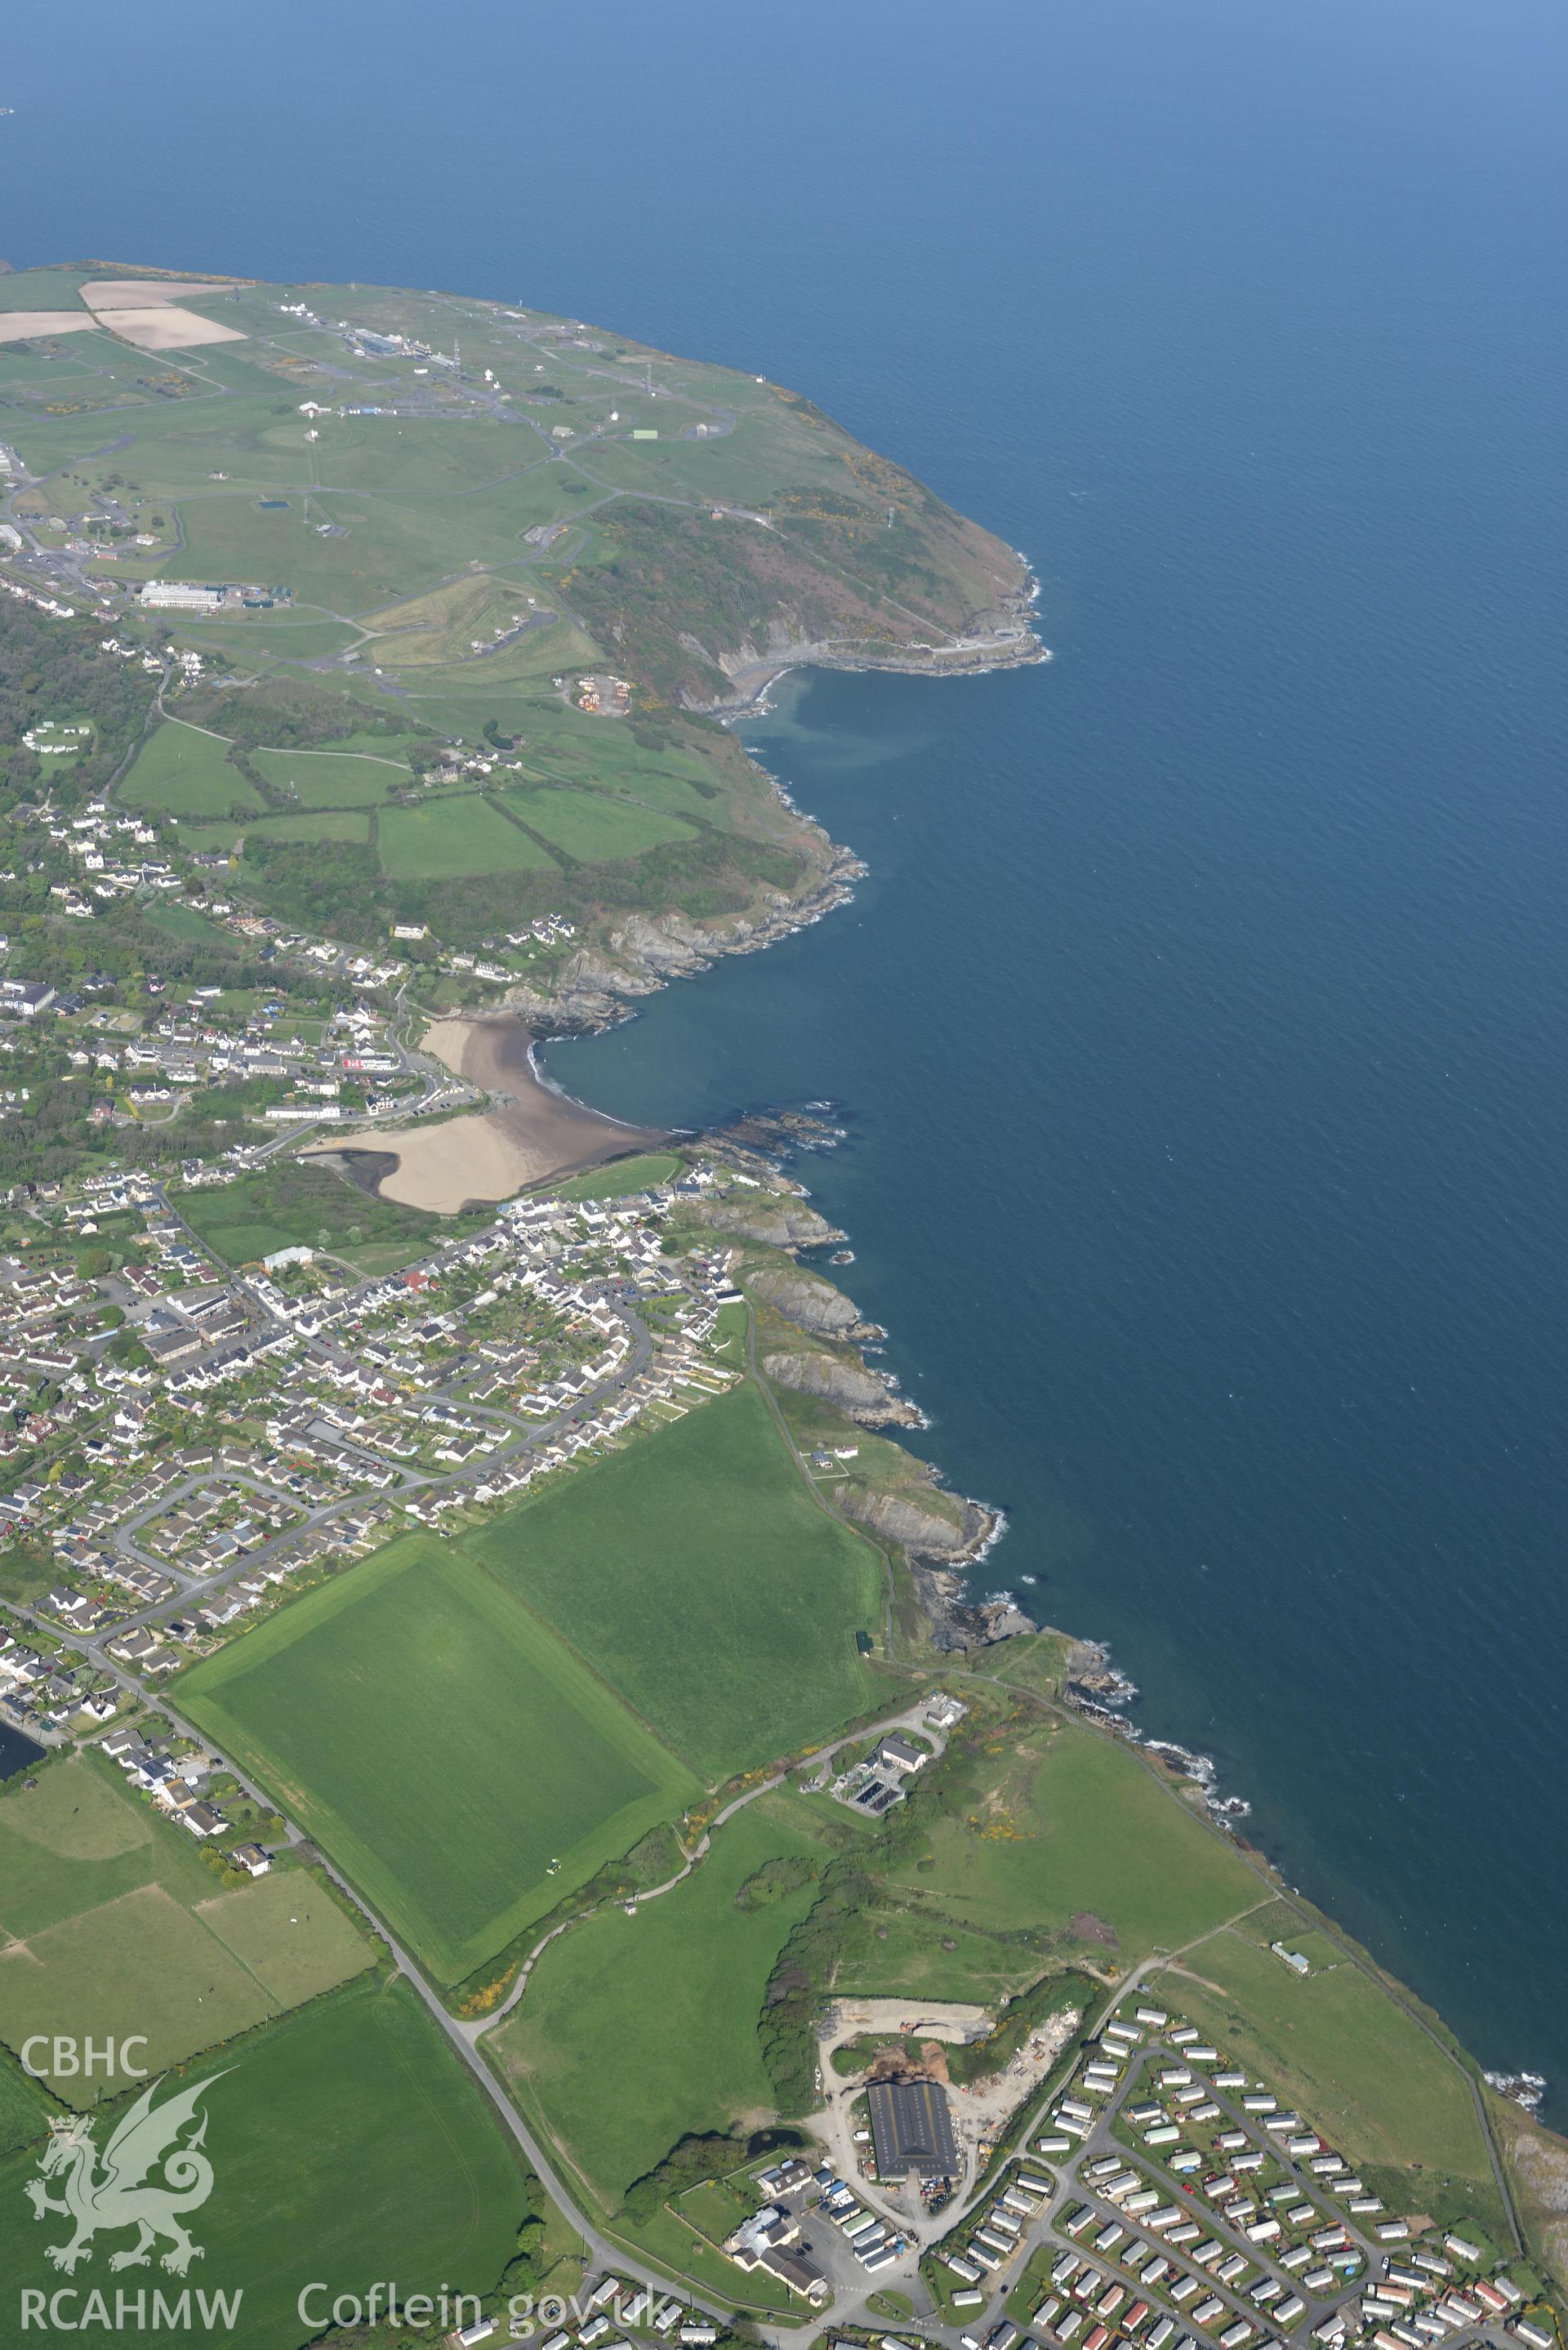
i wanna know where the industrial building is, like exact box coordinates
[866,2076,959,2181]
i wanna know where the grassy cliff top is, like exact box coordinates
[0,265,1040,979]
[0,263,1036,702]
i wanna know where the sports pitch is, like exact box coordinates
[180,1535,702,1982]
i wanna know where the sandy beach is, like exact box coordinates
[310,1016,663,1216]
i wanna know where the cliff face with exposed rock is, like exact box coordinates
[760,1349,923,1429]
[911,1565,1038,1650]
[502,851,867,1033]
[746,1265,877,1340]
[691,1197,844,1251]
[692,1169,1022,1639]
[835,1483,999,1563]
[703,582,1045,712]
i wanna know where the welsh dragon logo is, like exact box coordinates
[24,2072,229,2276]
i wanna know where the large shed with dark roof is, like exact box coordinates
[866,2076,959,2179]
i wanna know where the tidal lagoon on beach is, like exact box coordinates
[314,1016,664,1216]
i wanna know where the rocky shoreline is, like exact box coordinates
[496,843,867,1035]
[704,618,1049,714]
[698,565,1048,713]
[475,626,1052,1652]
[488,578,1044,1032]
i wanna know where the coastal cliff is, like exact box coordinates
[746,1264,880,1340]
[760,1347,922,1428]
[678,1166,1024,1649]
[498,847,868,1032]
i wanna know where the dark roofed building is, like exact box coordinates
[758,2246,826,2299]
[866,2076,959,2179]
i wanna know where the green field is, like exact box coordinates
[496,1795,826,2204]
[552,1151,684,1201]
[465,1382,886,1779]
[834,1897,1042,2004]
[172,616,365,662]
[0,1759,371,2098]
[1149,1924,1504,2226]
[0,2058,51,2160]
[252,746,411,806]
[0,268,90,310]
[147,899,239,948]
[122,718,261,817]
[885,1717,1259,1962]
[317,731,427,759]
[0,1977,525,2348]
[505,787,702,863]
[243,809,371,845]
[176,1159,461,1269]
[362,577,598,678]
[378,795,559,879]
[180,1536,702,1982]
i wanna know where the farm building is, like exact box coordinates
[866,2076,959,2180]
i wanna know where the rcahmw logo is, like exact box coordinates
[20,2071,243,2332]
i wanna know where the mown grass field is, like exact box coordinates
[378,793,559,878]
[0,1977,526,2347]
[885,1716,1258,1962]
[464,1382,886,1779]
[505,787,701,862]
[252,745,410,805]
[496,1795,826,2205]
[1149,1924,1505,2230]
[122,717,261,816]
[180,1536,702,1982]
[0,1758,371,2099]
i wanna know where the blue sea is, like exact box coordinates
[6,0,1567,2107]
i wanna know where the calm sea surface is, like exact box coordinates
[6,0,1567,2105]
